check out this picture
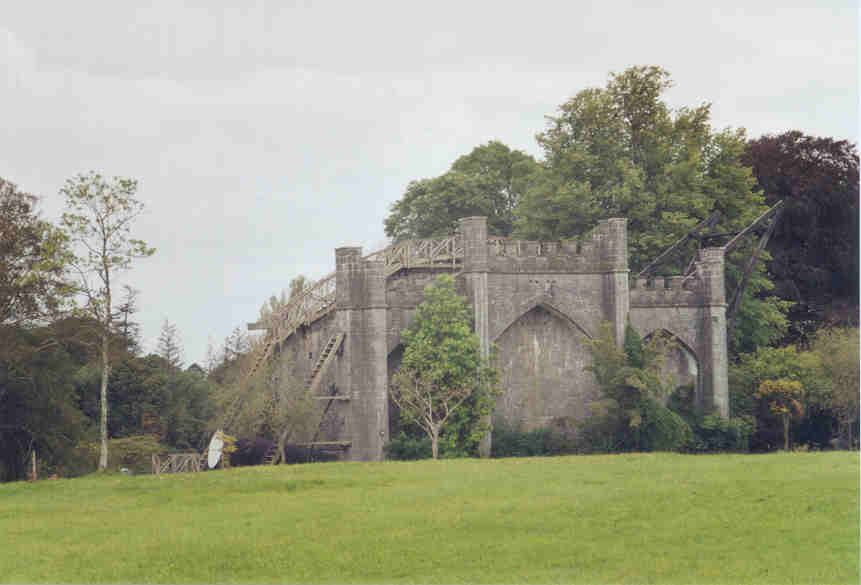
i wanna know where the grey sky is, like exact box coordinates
[2,0,857,365]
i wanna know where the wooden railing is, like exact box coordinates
[365,235,463,276]
[246,236,463,379]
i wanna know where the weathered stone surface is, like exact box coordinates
[265,217,730,461]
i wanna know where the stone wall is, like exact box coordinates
[262,216,729,461]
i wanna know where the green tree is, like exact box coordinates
[811,327,860,447]
[584,322,690,452]
[60,172,155,471]
[517,66,788,352]
[0,325,88,480]
[156,319,184,371]
[384,141,541,241]
[390,275,498,459]
[0,178,72,327]
[755,379,804,450]
[729,344,825,449]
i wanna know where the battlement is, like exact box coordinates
[481,218,628,273]
[629,275,704,307]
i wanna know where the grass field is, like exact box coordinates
[1,452,857,583]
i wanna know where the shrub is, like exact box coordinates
[640,399,694,452]
[688,414,756,452]
[490,421,576,458]
[385,433,432,460]
[65,435,168,476]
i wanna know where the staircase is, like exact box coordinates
[305,332,345,394]
[262,332,347,466]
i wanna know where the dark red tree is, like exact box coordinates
[743,132,859,342]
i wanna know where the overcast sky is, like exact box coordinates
[2,1,857,365]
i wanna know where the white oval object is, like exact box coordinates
[207,431,224,469]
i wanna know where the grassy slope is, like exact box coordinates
[1,452,857,584]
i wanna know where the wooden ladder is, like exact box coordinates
[263,332,346,466]
[305,332,345,394]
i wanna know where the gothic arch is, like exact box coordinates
[643,328,700,394]
[492,295,593,343]
[493,302,598,430]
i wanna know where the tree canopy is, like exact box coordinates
[743,131,859,343]
[384,141,541,241]
[390,275,498,458]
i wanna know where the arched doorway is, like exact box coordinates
[493,305,596,431]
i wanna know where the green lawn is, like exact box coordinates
[1,452,857,584]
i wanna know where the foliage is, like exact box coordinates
[155,319,184,370]
[689,414,756,452]
[729,344,829,449]
[0,325,88,481]
[0,178,73,327]
[811,327,860,446]
[639,398,694,451]
[384,141,541,240]
[72,353,217,451]
[216,431,237,467]
[251,348,319,462]
[518,67,763,264]
[756,378,805,450]
[583,322,689,452]
[743,132,859,336]
[60,171,155,470]
[517,66,788,355]
[384,432,432,460]
[490,420,576,458]
[390,274,499,458]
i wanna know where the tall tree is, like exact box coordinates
[384,141,541,241]
[390,275,498,459]
[0,178,72,328]
[811,327,860,447]
[60,172,155,471]
[517,66,788,352]
[156,319,184,371]
[519,66,764,265]
[115,285,141,354]
[743,132,859,343]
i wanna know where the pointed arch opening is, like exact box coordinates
[493,304,598,432]
[493,297,592,343]
[643,329,700,399]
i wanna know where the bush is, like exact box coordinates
[385,433,432,460]
[640,399,694,452]
[65,435,168,476]
[688,414,756,452]
[491,421,576,458]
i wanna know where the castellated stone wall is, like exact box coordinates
[263,216,729,461]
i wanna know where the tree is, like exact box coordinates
[743,132,859,344]
[0,324,88,480]
[390,275,498,458]
[115,285,141,354]
[384,141,541,241]
[156,319,184,371]
[0,178,72,328]
[755,379,804,450]
[729,344,827,449]
[583,322,690,452]
[811,327,860,447]
[517,66,788,353]
[60,172,155,471]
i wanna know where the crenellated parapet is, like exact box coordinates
[485,218,628,273]
[628,247,726,309]
[630,275,705,307]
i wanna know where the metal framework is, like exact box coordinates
[636,201,785,341]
